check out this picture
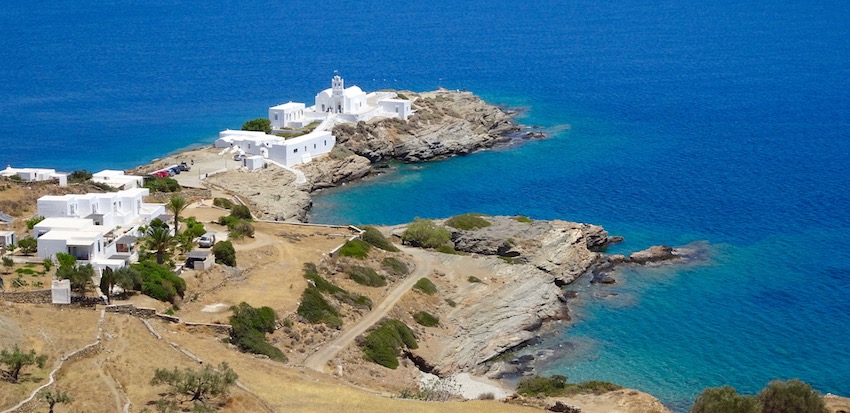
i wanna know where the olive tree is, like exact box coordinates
[1,346,48,383]
[758,379,828,413]
[150,362,238,407]
[690,385,762,413]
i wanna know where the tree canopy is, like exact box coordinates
[150,362,238,406]
[241,118,271,134]
[1,345,48,383]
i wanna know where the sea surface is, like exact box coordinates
[2,1,849,411]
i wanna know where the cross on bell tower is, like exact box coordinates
[332,75,344,97]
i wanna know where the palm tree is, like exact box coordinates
[166,195,188,234]
[145,226,174,265]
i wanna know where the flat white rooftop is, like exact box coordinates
[36,217,95,230]
[39,230,102,244]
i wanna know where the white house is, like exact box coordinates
[51,279,71,304]
[268,75,413,129]
[92,170,144,189]
[34,188,165,270]
[0,230,16,248]
[215,129,336,167]
[1,166,67,186]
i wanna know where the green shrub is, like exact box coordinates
[297,287,342,328]
[17,237,37,255]
[691,385,762,413]
[381,257,408,277]
[131,261,186,303]
[229,302,286,362]
[26,216,45,230]
[213,198,234,209]
[144,177,181,192]
[241,118,271,134]
[212,241,236,266]
[338,239,371,259]
[229,220,255,239]
[445,298,457,307]
[513,215,533,223]
[359,319,418,369]
[401,218,452,249]
[302,263,343,294]
[467,276,481,283]
[68,169,92,183]
[412,311,439,327]
[445,214,491,230]
[413,278,437,295]
[348,266,386,287]
[183,217,206,239]
[435,245,459,255]
[361,226,399,252]
[757,379,828,413]
[517,375,622,397]
[517,375,568,396]
[230,204,252,220]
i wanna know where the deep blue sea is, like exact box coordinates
[2,1,849,410]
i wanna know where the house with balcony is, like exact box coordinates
[34,188,165,270]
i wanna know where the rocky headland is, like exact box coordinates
[386,215,699,378]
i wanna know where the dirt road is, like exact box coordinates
[302,246,433,372]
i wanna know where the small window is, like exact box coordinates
[314,144,317,149]
[274,114,278,120]
[324,140,327,146]
[294,148,298,153]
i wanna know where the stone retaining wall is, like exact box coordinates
[0,289,51,304]
[105,304,156,318]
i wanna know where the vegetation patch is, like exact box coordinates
[516,375,622,397]
[359,319,418,369]
[298,263,372,327]
[412,311,439,327]
[445,213,491,230]
[150,361,237,410]
[361,226,400,252]
[467,276,482,283]
[445,298,457,307]
[211,240,236,266]
[182,217,206,239]
[144,177,181,192]
[241,118,271,134]
[213,197,234,209]
[229,302,286,361]
[338,238,371,259]
[131,261,186,303]
[381,257,408,277]
[435,245,460,255]
[347,265,387,287]
[513,215,533,223]
[413,278,437,295]
[401,218,452,249]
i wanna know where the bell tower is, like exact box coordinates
[332,75,344,97]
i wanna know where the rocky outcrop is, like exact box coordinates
[331,89,532,164]
[205,167,312,222]
[298,152,372,190]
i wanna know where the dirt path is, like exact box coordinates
[302,247,433,372]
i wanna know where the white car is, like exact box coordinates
[198,233,216,248]
[233,153,246,161]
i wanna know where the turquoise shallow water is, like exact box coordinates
[2,1,849,410]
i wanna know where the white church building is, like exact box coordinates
[216,75,412,168]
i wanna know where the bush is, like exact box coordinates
[183,217,206,239]
[213,198,234,209]
[361,226,399,252]
[241,118,271,134]
[445,298,457,307]
[229,302,286,362]
[229,220,255,239]
[338,239,371,259]
[68,170,92,183]
[513,215,533,223]
[17,237,37,255]
[445,214,491,230]
[297,287,342,328]
[401,218,452,249]
[144,177,181,192]
[348,266,386,287]
[229,204,252,220]
[691,385,762,413]
[517,375,622,397]
[413,278,437,295]
[435,245,459,255]
[212,241,236,266]
[467,276,481,283]
[132,261,186,303]
[758,379,828,413]
[25,216,45,230]
[412,311,439,327]
[381,257,408,277]
[359,319,418,369]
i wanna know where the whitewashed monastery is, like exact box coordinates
[216,75,411,167]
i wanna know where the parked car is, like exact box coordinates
[169,167,180,175]
[233,153,246,161]
[177,162,191,172]
[198,233,216,248]
[152,170,169,178]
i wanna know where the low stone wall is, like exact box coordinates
[184,322,232,335]
[0,289,52,304]
[104,303,156,318]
